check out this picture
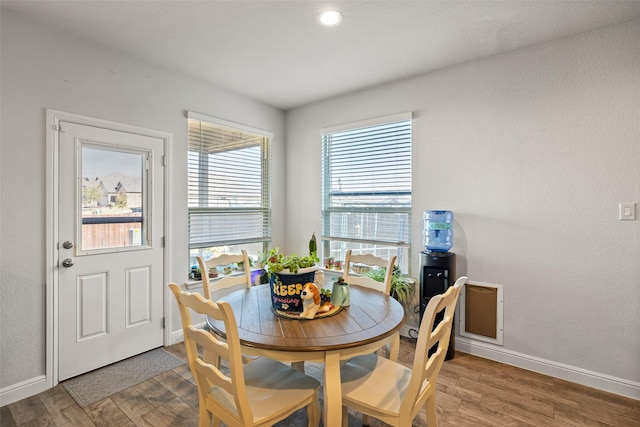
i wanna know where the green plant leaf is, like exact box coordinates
[366,267,415,305]
[264,247,319,275]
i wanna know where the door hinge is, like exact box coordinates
[161,236,165,248]
[162,317,166,329]
[54,124,64,132]
[162,155,166,167]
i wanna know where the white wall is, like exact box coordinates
[285,20,640,398]
[0,10,286,402]
[1,6,638,404]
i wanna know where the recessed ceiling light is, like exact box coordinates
[318,10,342,26]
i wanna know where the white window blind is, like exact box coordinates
[188,113,271,249]
[321,114,412,270]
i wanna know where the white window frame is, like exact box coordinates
[187,112,272,264]
[321,113,412,272]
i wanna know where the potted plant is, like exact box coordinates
[367,265,415,305]
[264,247,319,274]
[264,247,320,313]
[189,266,202,280]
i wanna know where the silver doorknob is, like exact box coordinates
[62,258,74,268]
[62,241,74,249]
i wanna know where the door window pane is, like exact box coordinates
[80,145,146,251]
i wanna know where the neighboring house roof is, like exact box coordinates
[100,173,142,193]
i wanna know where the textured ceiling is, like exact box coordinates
[3,1,640,110]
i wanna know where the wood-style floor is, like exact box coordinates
[2,337,639,426]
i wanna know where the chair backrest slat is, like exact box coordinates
[343,250,397,295]
[197,250,252,300]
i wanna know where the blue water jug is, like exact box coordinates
[424,210,453,252]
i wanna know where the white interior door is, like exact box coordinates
[57,121,164,381]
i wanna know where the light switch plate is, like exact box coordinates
[619,203,636,220]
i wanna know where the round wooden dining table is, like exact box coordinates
[206,283,406,426]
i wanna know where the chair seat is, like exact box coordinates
[210,356,321,424]
[340,353,414,416]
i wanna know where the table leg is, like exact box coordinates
[291,361,305,373]
[323,350,342,426]
[388,331,400,361]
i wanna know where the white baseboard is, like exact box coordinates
[455,337,640,400]
[169,329,184,345]
[0,375,49,407]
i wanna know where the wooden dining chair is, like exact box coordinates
[343,250,397,295]
[168,283,321,427]
[196,250,252,301]
[343,250,399,363]
[339,276,468,427]
[197,250,256,366]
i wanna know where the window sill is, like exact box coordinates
[185,268,264,291]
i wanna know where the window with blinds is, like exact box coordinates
[321,113,412,272]
[188,113,271,266]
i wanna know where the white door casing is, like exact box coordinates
[47,112,171,383]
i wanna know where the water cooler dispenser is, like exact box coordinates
[420,210,456,360]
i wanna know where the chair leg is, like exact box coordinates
[341,405,349,426]
[200,407,213,427]
[388,332,400,362]
[307,394,321,427]
[362,414,371,425]
[198,400,212,427]
[425,396,438,427]
[292,361,305,373]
